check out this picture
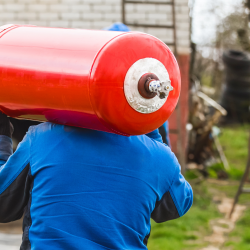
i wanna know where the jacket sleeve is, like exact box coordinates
[151,163,193,223]
[0,128,33,223]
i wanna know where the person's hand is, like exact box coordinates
[0,112,14,138]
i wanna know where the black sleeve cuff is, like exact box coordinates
[151,191,180,223]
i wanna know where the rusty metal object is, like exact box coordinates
[138,73,158,99]
[138,73,173,100]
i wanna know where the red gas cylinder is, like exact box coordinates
[0,24,181,136]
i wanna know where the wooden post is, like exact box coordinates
[229,130,250,218]
[122,0,125,24]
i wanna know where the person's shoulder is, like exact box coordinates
[30,123,105,139]
[28,122,57,132]
[27,122,66,139]
[137,134,170,153]
[139,134,180,169]
[135,134,174,159]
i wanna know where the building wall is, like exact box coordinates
[0,0,190,54]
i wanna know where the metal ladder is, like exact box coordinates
[121,0,186,170]
[122,0,177,54]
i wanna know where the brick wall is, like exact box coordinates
[0,0,190,54]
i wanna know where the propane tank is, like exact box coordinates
[0,24,181,136]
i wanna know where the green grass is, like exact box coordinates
[205,125,250,250]
[207,125,250,250]
[147,179,250,250]
[201,74,213,87]
[218,125,249,180]
[147,125,250,250]
[225,209,250,250]
[206,180,250,250]
[148,182,221,250]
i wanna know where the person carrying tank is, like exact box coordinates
[0,23,192,250]
[0,109,192,250]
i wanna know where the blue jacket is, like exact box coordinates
[0,123,192,250]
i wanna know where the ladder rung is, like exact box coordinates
[124,1,173,5]
[163,42,175,46]
[242,188,250,193]
[169,129,178,134]
[125,23,174,29]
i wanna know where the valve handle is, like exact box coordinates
[148,79,173,99]
[138,73,173,100]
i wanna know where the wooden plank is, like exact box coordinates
[213,134,230,170]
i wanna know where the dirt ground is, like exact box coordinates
[0,220,22,249]
[0,219,22,234]
[200,197,246,250]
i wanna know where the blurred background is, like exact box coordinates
[0,0,250,250]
